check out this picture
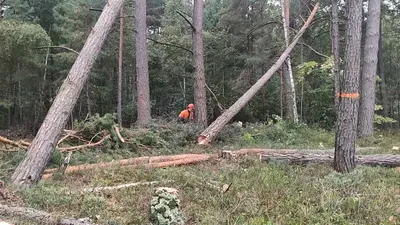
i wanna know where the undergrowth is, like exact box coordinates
[14,159,400,225]
[1,115,400,224]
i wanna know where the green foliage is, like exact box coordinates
[374,105,397,125]
[240,116,334,148]
[149,188,185,225]
[74,113,116,134]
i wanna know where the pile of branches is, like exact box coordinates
[0,114,124,153]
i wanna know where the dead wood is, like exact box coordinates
[58,134,110,152]
[42,154,212,179]
[82,180,174,193]
[0,204,97,225]
[260,152,400,167]
[41,147,389,180]
[0,136,28,149]
[114,126,125,143]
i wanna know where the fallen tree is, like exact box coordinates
[42,153,214,179]
[41,147,391,179]
[260,152,400,167]
[0,204,97,225]
[11,0,125,187]
[197,2,320,145]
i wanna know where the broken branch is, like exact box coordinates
[35,46,79,55]
[114,126,125,143]
[0,136,28,149]
[82,180,174,193]
[58,134,110,152]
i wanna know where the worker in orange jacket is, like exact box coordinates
[178,103,195,122]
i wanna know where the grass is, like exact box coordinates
[1,120,400,224]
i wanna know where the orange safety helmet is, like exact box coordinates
[187,103,195,109]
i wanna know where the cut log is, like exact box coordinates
[197,2,320,145]
[11,0,125,187]
[42,154,214,179]
[0,204,97,225]
[41,147,381,179]
[260,152,400,167]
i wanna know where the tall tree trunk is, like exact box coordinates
[193,0,207,127]
[378,19,389,119]
[0,0,4,21]
[135,0,151,126]
[198,3,319,144]
[11,0,124,187]
[281,0,298,123]
[331,0,340,112]
[117,8,124,127]
[358,0,381,138]
[334,0,363,173]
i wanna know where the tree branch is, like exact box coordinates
[35,46,79,55]
[89,8,103,12]
[205,83,225,111]
[59,134,110,152]
[147,37,193,54]
[247,21,280,38]
[0,0,6,5]
[298,42,329,58]
[176,10,195,31]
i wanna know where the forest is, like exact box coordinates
[0,0,400,224]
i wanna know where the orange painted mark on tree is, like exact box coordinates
[335,92,360,99]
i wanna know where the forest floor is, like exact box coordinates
[0,119,400,225]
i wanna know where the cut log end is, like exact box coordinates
[197,135,210,145]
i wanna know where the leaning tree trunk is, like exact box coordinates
[331,0,340,112]
[11,0,124,187]
[281,0,299,123]
[358,0,381,138]
[117,8,124,126]
[193,0,207,127]
[198,3,320,145]
[135,0,151,126]
[334,0,363,173]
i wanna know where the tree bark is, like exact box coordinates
[334,0,363,173]
[135,0,152,126]
[198,3,320,145]
[193,0,207,127]
[358,0,381,138]
[331,0,340,112]
[11,0,124,187]
[0,0,3,21]
[261,152,400,168]
[117,8,124,127]
[281,0,299,123]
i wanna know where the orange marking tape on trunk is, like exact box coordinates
[335,92,360,99]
